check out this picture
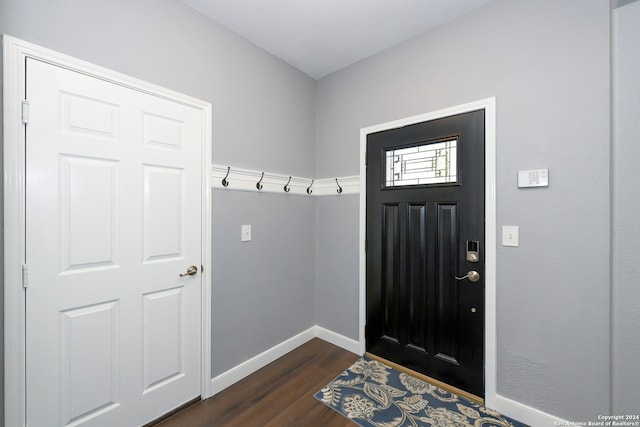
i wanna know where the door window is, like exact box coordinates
[385,139,457,187]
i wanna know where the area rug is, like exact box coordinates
[314,356,528,427]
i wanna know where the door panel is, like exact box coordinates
[142,288,184,392]
[436,203,460,364]
[60,301,120,425]
[60,155,119,271]
[381,203,401,342]
[142,112,184,149]
[407,202,427,352]
[60,91,119,139]
[143,165,185,261]
[366,110,485,397]
[25,58,202,426]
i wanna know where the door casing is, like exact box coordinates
[3,35,213,426]
[358,98,497,408]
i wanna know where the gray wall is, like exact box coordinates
[315,195,360,339]
[612,0,640,413]
[0,61,3,424]
[211,190,315,376]
[315,0,610,421]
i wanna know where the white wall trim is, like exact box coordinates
[212,164,359,196]
[210,327,316,395]
[495,395,567,427]
[315,326,361,354]
[3,34,28,427]
[209,326,360,395]
[358,98,498,407]
[2,35,213,425]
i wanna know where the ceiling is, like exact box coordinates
[182,0,494,79]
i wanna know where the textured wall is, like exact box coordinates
[315,0,610,420]
[612,0,640,414]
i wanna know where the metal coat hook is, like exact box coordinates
[222,167,230,187]
[336,178,343,194]
[284,176,292,193]
[256,172,264,190]
[306,179,314,194]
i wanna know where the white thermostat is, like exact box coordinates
[518,169,549,188]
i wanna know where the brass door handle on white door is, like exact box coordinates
[179,265,198,277]
[455,270,480,282]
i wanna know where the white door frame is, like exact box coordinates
[358,98,497,408]
[3,35,213,426]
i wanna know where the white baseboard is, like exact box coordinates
[495,394,566,427]
[209,326,360,396]
[315,326,362,354]
[209,327,316,395]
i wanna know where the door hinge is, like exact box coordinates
[21,100,30,124]
[22,264,29,288]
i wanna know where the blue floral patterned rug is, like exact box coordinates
[314,356,529,427]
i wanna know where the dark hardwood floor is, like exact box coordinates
[156,338,359,427]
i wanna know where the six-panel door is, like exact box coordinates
[25,58,203,426]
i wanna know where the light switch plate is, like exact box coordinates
[241,224,251,242]
[502,225,519,247]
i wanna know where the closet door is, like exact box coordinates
[25,58,202,426]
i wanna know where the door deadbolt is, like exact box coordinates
[466,240,480,263]
[455,270,480,282]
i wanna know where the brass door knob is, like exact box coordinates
[179,265,198,277]
[455,270,480,282]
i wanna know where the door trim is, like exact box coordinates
[3,35,213,426]
[358,98,497,408]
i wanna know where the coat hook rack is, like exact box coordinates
[284,176,292,193]
[222,166,230,187]
[336,178,343,194]
[306,179,314,195]
[256,172,264,190]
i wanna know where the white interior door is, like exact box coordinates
[25,58,202,426]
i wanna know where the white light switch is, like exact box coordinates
[502,225,519,247]
[241,224,251,242]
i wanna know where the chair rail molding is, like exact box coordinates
[212,164,359,196]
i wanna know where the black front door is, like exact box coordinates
[366,110,485,397]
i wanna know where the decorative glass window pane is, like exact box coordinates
[385,139,457,187]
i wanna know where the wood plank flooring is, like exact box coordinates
[155,338,359,427]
